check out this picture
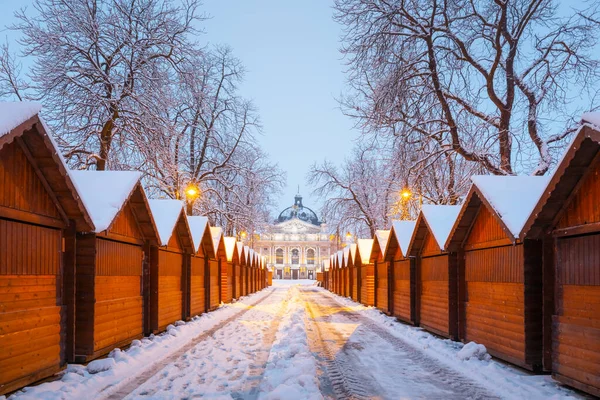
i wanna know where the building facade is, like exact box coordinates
[252,194,336,279]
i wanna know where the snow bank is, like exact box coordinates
[147,199,184,246]
[457,342,491,361]
[86,358,116,374]
[391,220,417,256]
[472,175,550,238]
[421,205,462,250]
[0,102,42,138]
[70,170,142,233]
[258,286,322,400]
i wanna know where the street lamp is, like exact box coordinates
[400,188,412,200]
[185,182,200,215]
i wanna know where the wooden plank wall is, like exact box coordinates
[375,261,389,313]
[190,256,206,317]
[233,263,240,299]
[392,257,412,323]
[554,234,600,395]
[360,263,375,306]
[157,249,183,330]
[420,256,450,335]
[352,266,358,302]
[221,261,233,304]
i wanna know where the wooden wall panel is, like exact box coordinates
[352,266,358,301]
[392,259,411,322]
[157,250,183,330]
[466,206,510,246]
[557,235,600,285]
[376,261,389,313]
[190,256,206,316]
[0,220,61,275]
[421,232,441,257]
[108,203,143,240]
[221,262,233,304]
[233,263,240,299]
[0,141,61,219]
[96,239,142,276]
[360,264,375,307]
[558,159,600,229]
[419,256,450,335]
[209,260,219,310]
[465,245,524,283]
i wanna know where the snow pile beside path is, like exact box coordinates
[457,342,490,361]
[328,291,580,400]
[6,289,271,400]
[259,286,322,400]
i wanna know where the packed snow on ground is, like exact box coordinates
[147,199,184,246]
[421,205,462,250]
[70,170,142,233]
[0,101,42,137]
[472,175,550,238]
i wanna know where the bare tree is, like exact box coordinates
[9,0,203,170]
[335,0,600,175]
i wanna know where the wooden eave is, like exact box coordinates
[172,209,194,254]
[522,124,600,240]
[0,116,94,231]
[406,214,430,257]
[445,185,518,252]
[370,236,384,264]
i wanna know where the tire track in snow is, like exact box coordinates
[301,287,498,400]
[100,288,278,400]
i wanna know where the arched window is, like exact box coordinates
[291,249,299,264]
[276,248,284,264]
[307,249,315,265]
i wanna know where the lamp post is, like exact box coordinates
[400,188,412,220]
[185,183,200,216]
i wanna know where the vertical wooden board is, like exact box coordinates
[190,256,206,316]
[465,205,510,245]
[376,261,389,313]
[108,203,143,240]
[465,245,524,283]
[558,159,600,229]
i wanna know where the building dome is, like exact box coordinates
[276,194,320,226]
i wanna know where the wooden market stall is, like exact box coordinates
[0,103,94,394]
[446,175,548,371]
[373,230,391,314]
[221,237,238,304]
[147,200,194,333]
[71,170,159,363]
[522,118,600,396]
[188,216,215,318]
[235,242,244,298]
[336,250,344,296]
[407,205,461,339]
[342,246,351,298]
[384,221,418,324]
[243,246,251,295]
[349,244,359,302]
[357,239,375,307]
[268,270,273,287]
[208,227,222,310]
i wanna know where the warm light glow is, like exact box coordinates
[185,184,200,199]
[401,188,412,200]
[240,231,247,239]
[345,232,352,239]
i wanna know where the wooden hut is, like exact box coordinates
[342,246,351,297]
[336,250,344,296]
[70,170,159,363]
[373,230,391,314]
[187,216,215,318]
[521,117,600,396]
[234,242,244,298]
[407,205,461,339]
[445,175,549,371]
[268,270,273,287]
[147,200,194,333]
[239,244,248,296]
[0,103,94,394]
[357,239,375,307]
[208,227,222,310]
[221,237,237,304]
[385,221,418,324]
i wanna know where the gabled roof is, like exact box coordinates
[385,220,417,261]
[371,230,390,263]
[187,216,215,257]
[357,238,375,264]
[343,246,350,268]
[70,171,158,242]
[445,175,549,251]
[0,102,94,232]
[524,121,600,239]
[236,242,246,265]
[407,205,461,256]
[322,259,330,271]
[148,199,185,246]
[223,237,238,262]
[210,227,223,257]
[336,250,344,268]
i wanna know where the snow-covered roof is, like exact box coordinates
[343,246,350,266]
[357,239,374,263]
[210,227,223,256]
[472,175,550,238]
[391,220,417,257]
[349,243,357,264]
[322,259,330,271]
[147,199,184,246]
[421,205,462,250]
[70,170,142,233]
[187,216,210,253]
[244,246,251,264]
[374,230,391,254]
[582,111,600,128]
[0,102,42,138]
[236,242,244,260]
[223,237,237,262]
[336,250,343,268]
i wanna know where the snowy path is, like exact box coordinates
[301,286,495,399]
[6,281,585,400]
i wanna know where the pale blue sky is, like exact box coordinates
[0,0,358,214]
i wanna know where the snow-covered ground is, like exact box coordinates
[4,282,586,400]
